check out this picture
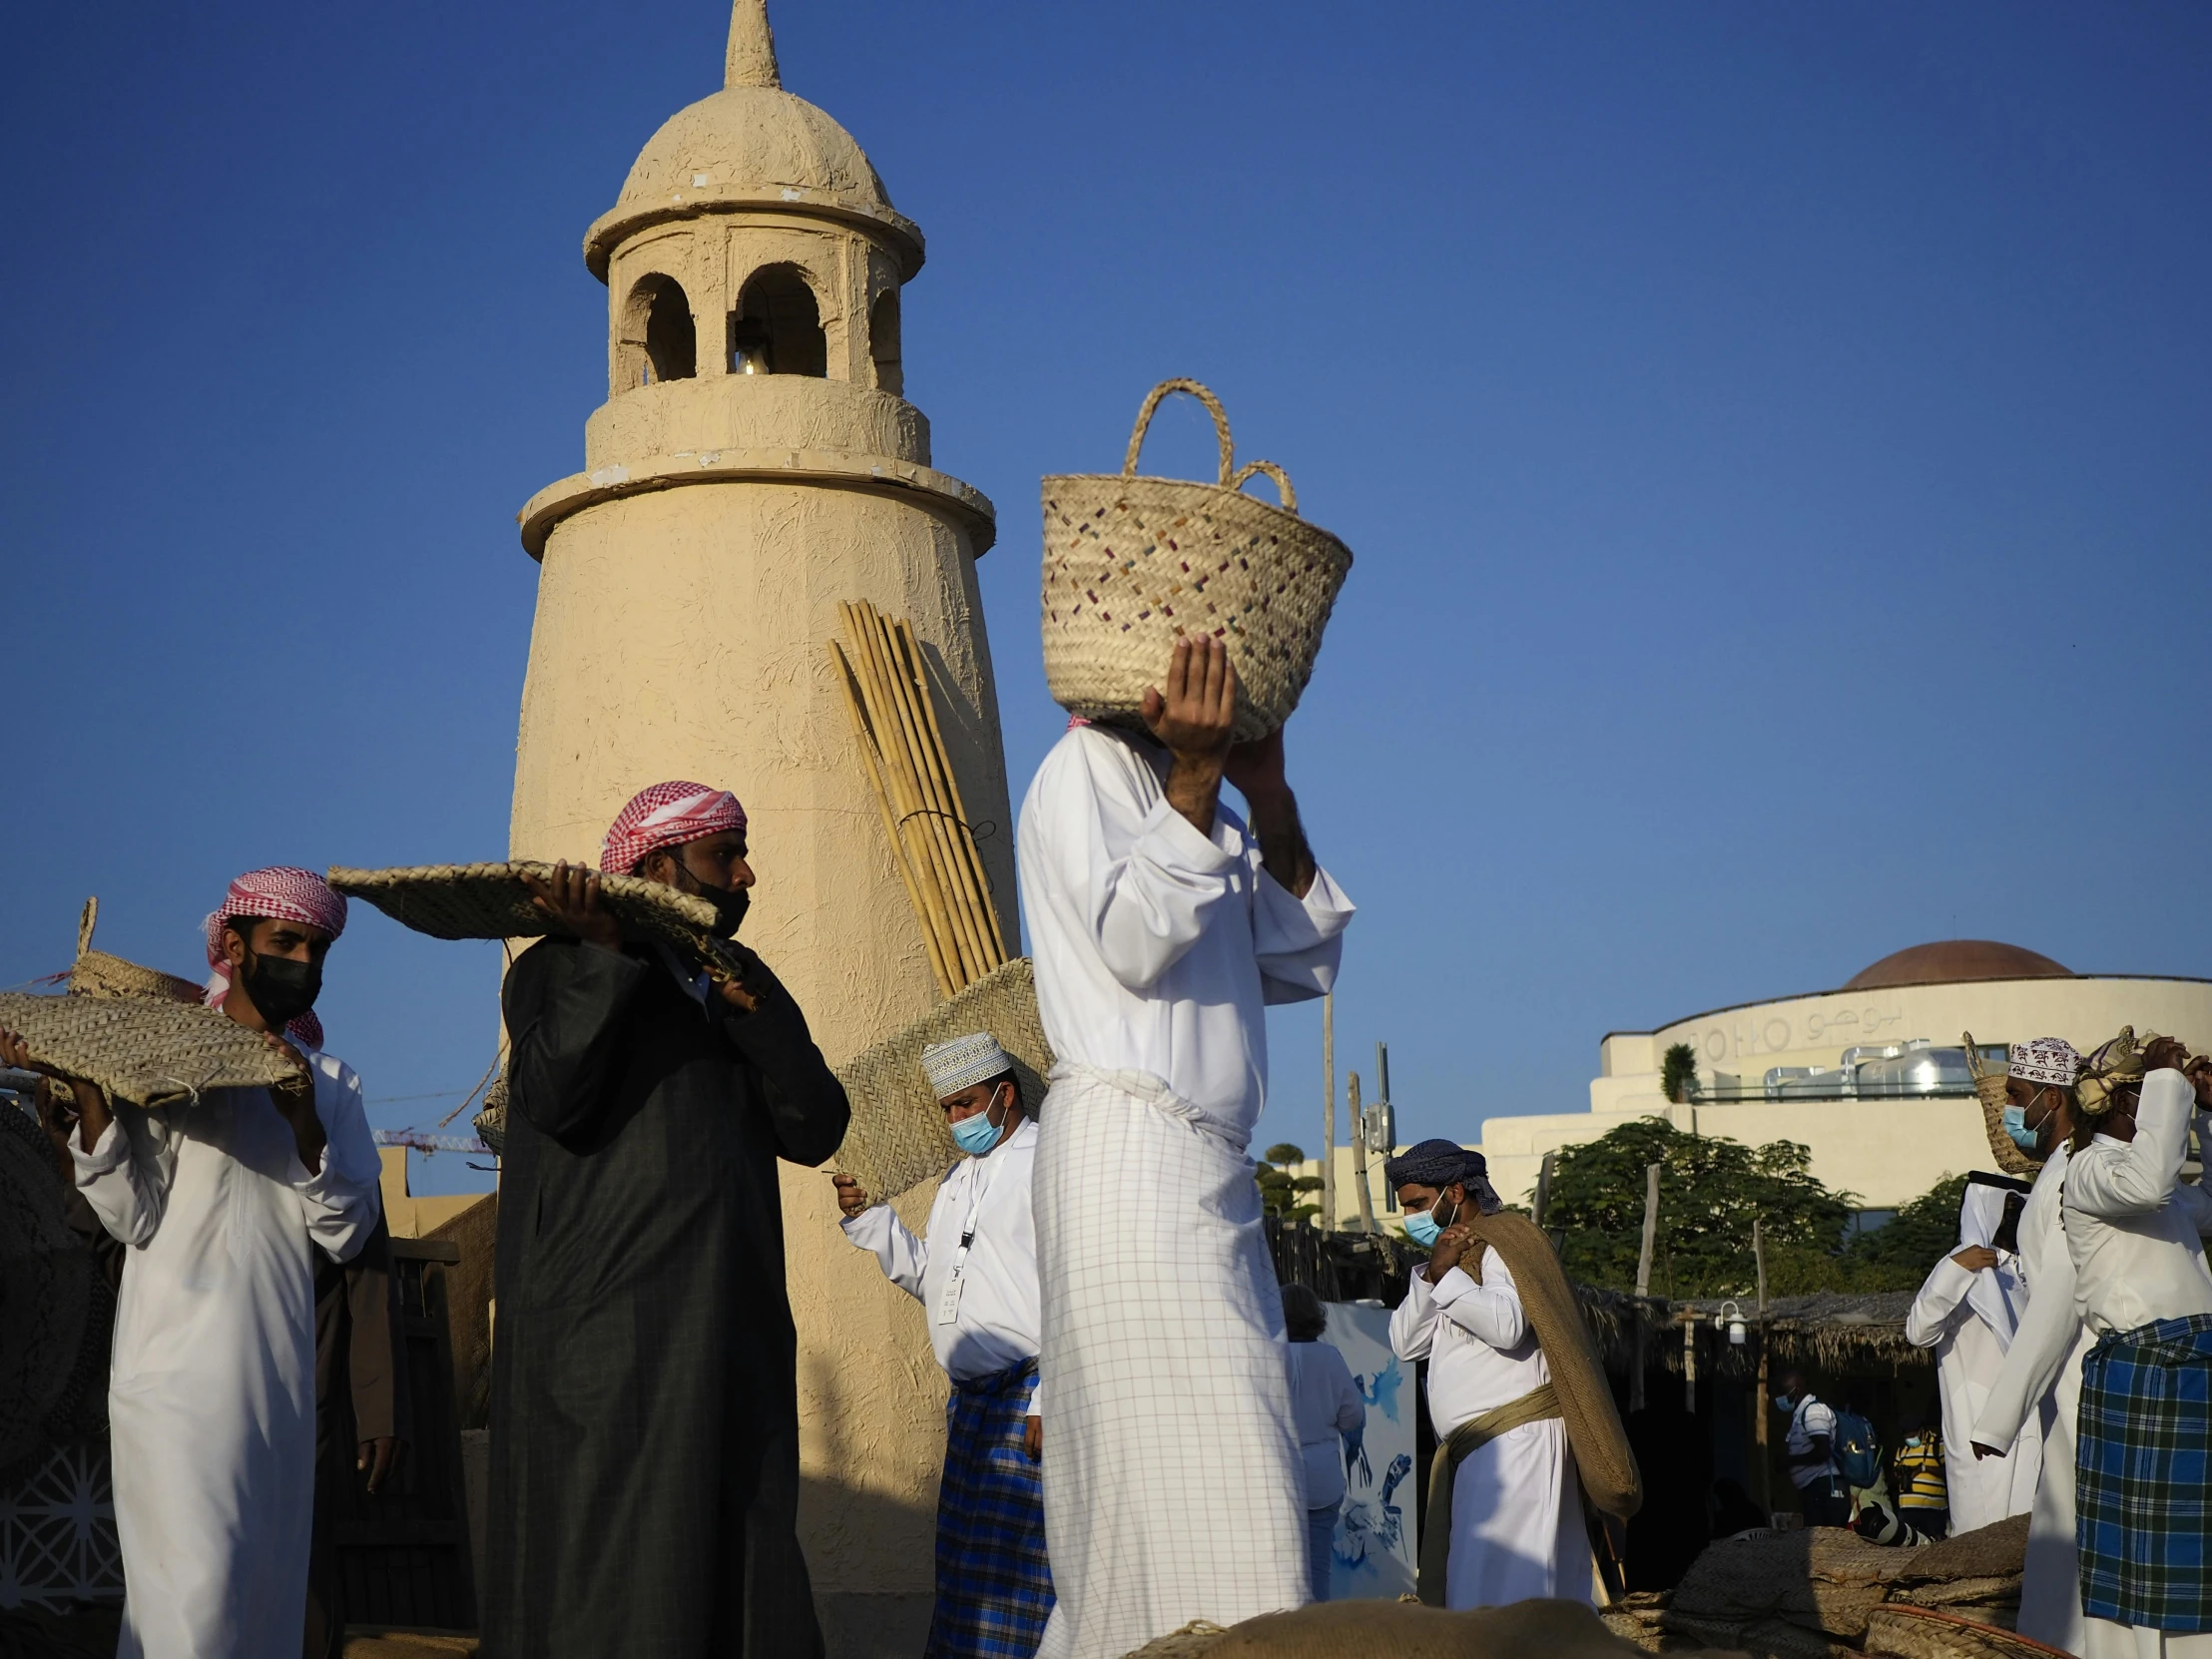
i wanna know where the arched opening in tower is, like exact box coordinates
[868,289,903,397]
[729,266,828,378]
[621,274,697,387]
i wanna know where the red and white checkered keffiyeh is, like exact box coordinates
[599,781,749,874]
[203,866,348,1049]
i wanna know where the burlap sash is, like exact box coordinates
[1459,1211,1642,1522]
[1415,1382,1561,1605]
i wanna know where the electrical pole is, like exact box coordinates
[1754,1216,1771,1511]
[1630,1161,1660,1413]
[1348,1071,1378,1234]
[1322,993,1337,1233]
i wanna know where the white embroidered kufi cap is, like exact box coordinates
[920,1031,1013,1099]
[2008,1036,2080,1087]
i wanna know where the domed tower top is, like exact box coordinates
[582,0,922,282]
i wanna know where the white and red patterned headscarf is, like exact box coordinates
[2008,1036,2081,1089]
[203,866,348,1048]
[599,782,749,874]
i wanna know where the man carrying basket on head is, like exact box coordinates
[481,781,850,1659]
[1017,636,1355,1658]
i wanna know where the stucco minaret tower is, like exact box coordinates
[510,1,1011,1640]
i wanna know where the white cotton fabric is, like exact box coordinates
[1017,720,1352,1659]
[2063,1072,2212,1337]
[840,1116,1045,1409]
[1286,1338,1364,1509]
[1031,1067,1312,1659]
[1974,1146,2090,1654]
[1388,1248,1594,1610]
[69,1047,382,1659]
[1904,1191,2038,1532]
[2061,1072,2212,1658]
[1016,725,1355,1144]
[1785,1397,1840,1489]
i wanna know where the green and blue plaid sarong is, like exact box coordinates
[927,1358,1054,1659]
[2076,1312,2212,1632]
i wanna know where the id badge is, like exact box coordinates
[935,1266,964,1326]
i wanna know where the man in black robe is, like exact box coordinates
[481,782,851,1659]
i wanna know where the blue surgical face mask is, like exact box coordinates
[1773,1393,1794,1413]
[949,1095,1007,1157]
[1404,1195,1458,1249]
[2001,1104,2040,1154]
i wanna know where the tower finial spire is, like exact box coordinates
[725,0,781,90]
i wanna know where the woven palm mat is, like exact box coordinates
[65,896,202,1006]
[0,1103,109,1483]
[1118,1600,1742,1658]
[830,957,1052,1202]
[327,862,723,957]
[0,991,302,1108]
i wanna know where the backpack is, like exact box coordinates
[1832,1405,1882,1488]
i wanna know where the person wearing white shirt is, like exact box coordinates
[835,1032,1052,1659]
[0,869,382,1659]
[1387,1142,1594,1609]
[1018,638,1354,1659]
[1971,1035,2095,1653]
[1904,1172,2040,1532]
[2058,1033,2212,1659]
[1774,1373,1849,1528]
[1281,1283,1366,1601]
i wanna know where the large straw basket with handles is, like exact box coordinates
[1041,379,1353,743]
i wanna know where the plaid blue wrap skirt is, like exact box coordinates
[2076,1311,2212,1632]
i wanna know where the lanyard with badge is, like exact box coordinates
[935,1152,1001,1327]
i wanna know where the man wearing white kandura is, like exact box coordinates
[1018,635,1355,1659]
[1904,1170,2040,1534]
[834,1032,1052,1659]
[2054,1032,2212,1659]
[1,867,382,1659]
[1969,1036,2096,1651]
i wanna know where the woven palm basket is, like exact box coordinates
[328,862,723,956]
[1964,1032,2040,1178]
[66,897,203,1005]
[831,957,1054,1203]
[0,991,304,1107]
[1042,378,1353,743]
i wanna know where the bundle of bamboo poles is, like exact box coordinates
[830,600,1008,998]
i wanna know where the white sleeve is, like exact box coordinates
[1253,860,1355,1006]
[1430,1250,1527,1351]
[69,1108,172,1249]
[1026,732,1242,992]
[2169,1180,2212,1236]
[297,1061,384,1264]
[1905,1256,1971,1348]
[1388,1270,1439,1361]
[2067,1071,2192,1219]
[839,1204,928,1302]
[1973,1245,2080,1447]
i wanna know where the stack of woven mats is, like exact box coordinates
[1611,1514,2058,1658]
[1121,1600,1743,1659]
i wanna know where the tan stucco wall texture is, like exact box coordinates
[507,9,1013,1641]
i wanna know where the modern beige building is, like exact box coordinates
[508,4,1010,1647]
[1477,940,2212,1217]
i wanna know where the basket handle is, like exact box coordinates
[1229,458,1298,515]
[1123,378,1235,485]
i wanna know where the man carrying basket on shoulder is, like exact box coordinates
[1017,637,1356,1659]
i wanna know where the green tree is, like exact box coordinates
[1545,1118,1853,1298]
[1843,1174,1971,1275]
[1660,1042,1701,1105]
[1258,1143,1323,1223]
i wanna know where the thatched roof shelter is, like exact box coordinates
[1577,1287,1928,1380]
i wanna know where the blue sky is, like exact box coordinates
[5,1,2207,1196]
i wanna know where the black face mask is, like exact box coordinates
[243,950,321,1028]
[670,854,751,937]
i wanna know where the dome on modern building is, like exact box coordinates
[1843,939,2071,991]
[581,2,922,280]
